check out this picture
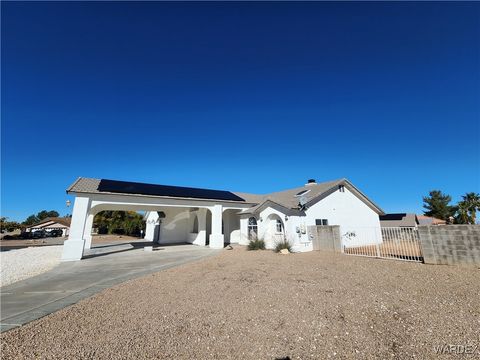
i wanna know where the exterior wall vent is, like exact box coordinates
[306,179,317,186]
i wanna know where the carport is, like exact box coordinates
[62,178,256,261]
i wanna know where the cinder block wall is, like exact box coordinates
[418,225,480,266]
[308,225,341,252]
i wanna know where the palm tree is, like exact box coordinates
[456,201,471,224]
[462,192,480,224]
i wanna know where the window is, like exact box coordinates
[248,217,258,240]
[275,219,283,233]
[315,219,329,226]
[339,185,345,193]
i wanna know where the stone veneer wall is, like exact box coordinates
[417,225,480,266]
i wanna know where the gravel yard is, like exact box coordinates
[2,247,479,359]
[1,246,63,287]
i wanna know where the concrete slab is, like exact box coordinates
[1,243,219,332]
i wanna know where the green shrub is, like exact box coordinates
[274,238,293,253]
[247,238,266,250]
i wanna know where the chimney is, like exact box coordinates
[305,178,317,186]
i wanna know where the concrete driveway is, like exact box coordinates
[0,242,219,332]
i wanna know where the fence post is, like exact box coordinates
[375,228,381,257]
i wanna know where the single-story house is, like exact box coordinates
[417,215,446,226]
[62,177,384,261]
[379,213,419,228]
[26,217,71,236]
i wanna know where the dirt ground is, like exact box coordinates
[0,235,140,251]
[1,247,479,359]
[0,237,66,251]
[344,240,423,259]
[90,234,141,244]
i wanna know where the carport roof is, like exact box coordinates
[67,178,262,203]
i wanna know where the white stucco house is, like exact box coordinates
[26,217,71,236]
[62,177,383,261]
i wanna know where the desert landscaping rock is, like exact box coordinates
[1,246,62,287]
[1,247,479,359]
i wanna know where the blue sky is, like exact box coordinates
[2,2,479,221]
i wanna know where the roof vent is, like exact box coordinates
[295,189,311,197]
[306,179,316,186]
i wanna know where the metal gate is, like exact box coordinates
[342,227,423,263]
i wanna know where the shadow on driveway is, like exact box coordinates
[1,243,219,332]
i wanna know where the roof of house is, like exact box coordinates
[67,177,384,215]
[28,217,71,228]
[241,178,384,215]
[379,213,418,227]
[67,178,260,203]
[417,215,446,225]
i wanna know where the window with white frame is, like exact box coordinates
[275,219,283,233]
[248,217,258,240]
[315,219,329,226]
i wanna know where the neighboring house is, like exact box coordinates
[62,177,384,260]
[379,213,419,228]
[26,217,71,236]
[417,215,446,226]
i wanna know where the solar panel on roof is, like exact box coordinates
[97,179,246,202]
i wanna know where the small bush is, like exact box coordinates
[248,238,266,250]
[274,238,293,253]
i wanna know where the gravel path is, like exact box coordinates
[1,247,479,359]
[1,246,63,287]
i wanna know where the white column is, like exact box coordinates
[61,196,90,261]
[239,217,249,245]
[144,212,157,241]
[194,209,207,246]
[209,204,224,249]
[83,213,95,249]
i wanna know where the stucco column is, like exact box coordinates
[209,204,224,249]
[83,213,95,249]
[61,196,90,261]
[239,217,249,245]
[144,212,157,241]
[195,209,207,246]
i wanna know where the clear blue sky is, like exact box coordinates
[1,2,479,221]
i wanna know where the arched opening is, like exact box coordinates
[93,210,146,237]
[87,205,196,250]
[205,209,212,246]
[192,215,199,233]
[153,211,166,244]
[222,209,241,244]
[248,217,258,240]
[264,214,285,248]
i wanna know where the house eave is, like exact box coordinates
[304,178,385,215]
[66,190,259,206]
